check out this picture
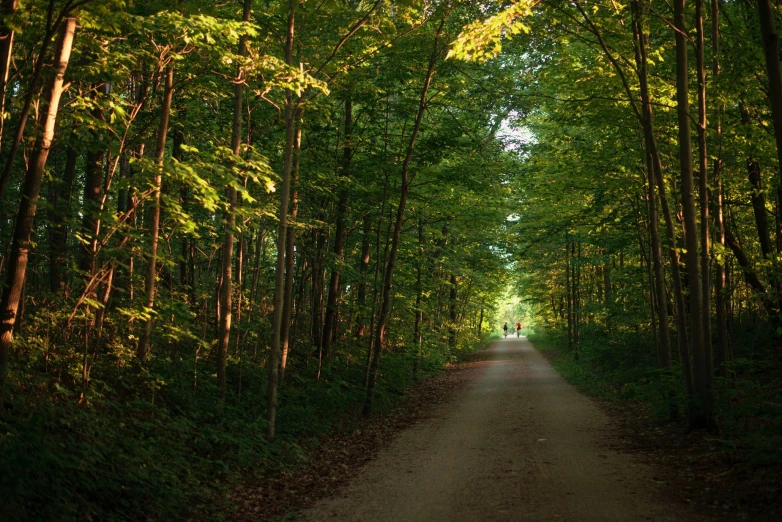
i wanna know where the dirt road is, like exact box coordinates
[300,337,701,522]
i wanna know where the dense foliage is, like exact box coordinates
[466,0,782,462]
[0,0,514,518]
[2,0,782,518]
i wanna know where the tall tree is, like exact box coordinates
[0,16,77,408]
[267,0,297,442]
[322,97,353,358]
[137,65,174,361]
[0,0,18,147]
[217,0,252,401]
[364,11,448,417]
[673,0,714,429]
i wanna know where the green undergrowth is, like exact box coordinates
[0,332,491,521]
[528,323,782,464]
[528,327,680,412]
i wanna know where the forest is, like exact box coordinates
[0,0,780,519]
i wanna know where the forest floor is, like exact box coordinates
[230,337,781,521]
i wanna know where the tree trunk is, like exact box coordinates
[322,99,352,358]
[674,0,714,429]
[413,218,424,377]
[80,85,109,283]
[364,15,446,416]
[632,0,692,398]
[137,65,174,361]
[695,0,713,383]
[644,152,672,371]
[566,240,573,346]
[757,0,782,262]
[0,17,76,409]
[49,141,78,293]
[724,221,774,312]
[354,212,372,339]
[572,241,580,357]
[643,148,676,418]
[0,1,64,207]
[363,182,390,388]
[267,0,296,441]
[712,0,730,377]
[280,110,301,382]
[217,0,252,400]
[448,272,457,349]
[0,0,18,148]
[312,215,328,376]
[747,161,772,258]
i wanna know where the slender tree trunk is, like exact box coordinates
[267,0,296,441]
[723,217,775,313]
[712,0,730,376]
[250,225,264,310]
[757,0,782,264]
[234,231,244,393]
[602,249,612,309]
[364,15,446,417]
[80,84,109,283]
[695,0,713,386]
[644,149,676,418]
[280,110,301,382]
[363,181,389,387]
[322,98,353,358]
[49,142,78,293]
[572,241,580,357]
[632,0,692,397]
[715,179,731,376]
[645,152,672,371]
[448,273,457,349]
[566,240,573,346]
[217,0,252,400]
[633,2,672,418]
[0,17,76,409]
[413,218,424,377]
[641,229,660,365]
[116,77,147,306]
[312,215,328,377]
[0,0,18,148]
[674,0,714,429]
[748,161,772,257]
[137,65,174,361]
[354,212,372,339]
[0,0,63,207]
[289,255,307,360]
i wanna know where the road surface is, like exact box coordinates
[300,336,699,522]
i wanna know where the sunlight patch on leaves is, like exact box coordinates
[448,1,536,63]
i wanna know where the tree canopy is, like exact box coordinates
[1,0,781,518]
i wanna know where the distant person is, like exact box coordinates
[516,322,522,337]
[503,322,508,337]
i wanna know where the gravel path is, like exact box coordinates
[300,337,702,522]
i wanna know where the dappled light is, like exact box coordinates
[0,0,780,519]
